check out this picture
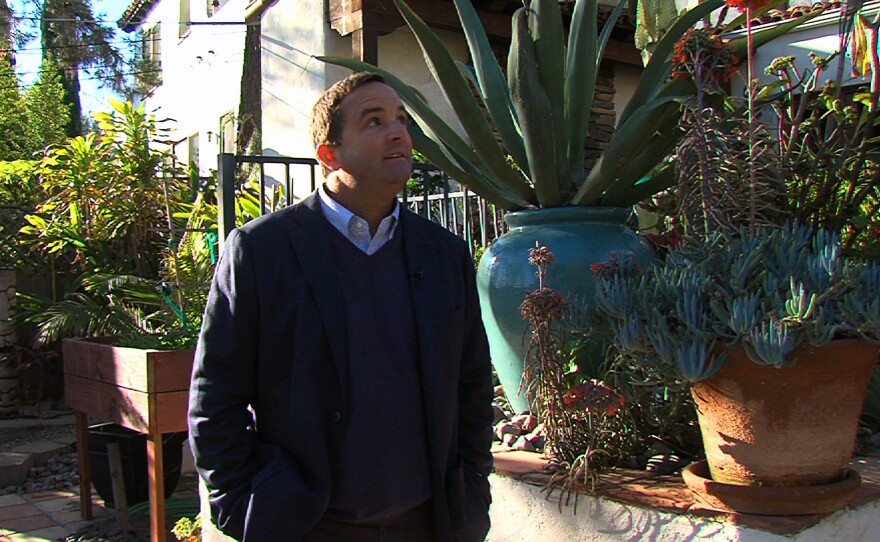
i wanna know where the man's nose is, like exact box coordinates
[388,121,408,140]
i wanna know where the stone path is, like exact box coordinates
[0,414,199,541]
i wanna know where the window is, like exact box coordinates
[138,25,162,91]
[220,112,235,153]
[206,0,231,17]
[179,0,191,39]
[187,133,200,170]
[143,25,161,67]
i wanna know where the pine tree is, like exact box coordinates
[39,0,124,136]
[0,64,28,160]
[24,59,69,151]
[0,2,28,161]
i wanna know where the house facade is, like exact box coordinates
[119,0,251,175]
[119,0,646,199]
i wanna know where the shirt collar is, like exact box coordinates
[318,184,400,252]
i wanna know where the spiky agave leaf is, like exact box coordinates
[451,0,528,172]
[510,8,559,206]
[391,0,536,205]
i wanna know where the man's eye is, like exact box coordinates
[399,115,411,125]
[367,118,380,126]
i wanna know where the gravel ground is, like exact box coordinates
[1,406,198,541]
[0,411,81,496]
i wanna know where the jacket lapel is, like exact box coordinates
[285,193,348,395]
[400,212,445,454]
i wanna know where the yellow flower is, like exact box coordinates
[850,12,872,78]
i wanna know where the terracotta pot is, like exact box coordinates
[683,460,862,515]
[691,339,879,487]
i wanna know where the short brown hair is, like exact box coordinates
[310,71,387,151]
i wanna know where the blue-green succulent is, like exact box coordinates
[591,225,880,381]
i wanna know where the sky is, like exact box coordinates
[11,0,136,117]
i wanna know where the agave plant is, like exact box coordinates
[319,0,808,210]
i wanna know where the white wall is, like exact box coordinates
[259,0,347,200]
[260,2,469,201]
[612,63,641,126]
[137,0,249,175]
[728,2,878,97]
[488,465,880,542]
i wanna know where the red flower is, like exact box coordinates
[528,243,555,267]
[519,287,565,322]
[562,380,625,417]
[725,0,774,10]
[671,28,740,86]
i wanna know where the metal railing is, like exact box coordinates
[217,153,507,255]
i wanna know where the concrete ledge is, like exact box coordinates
[9,441,70,467]
[0,414,77,445]
[196,450,880,541]
[488,451,880,541]
[487,473,880,541]
[0,452,34,487]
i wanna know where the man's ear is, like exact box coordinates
[316,144,339,172]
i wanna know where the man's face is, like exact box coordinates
[329,82,413,193]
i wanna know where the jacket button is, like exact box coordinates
[332,412,343,423]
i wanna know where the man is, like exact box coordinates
[188,71,495,542]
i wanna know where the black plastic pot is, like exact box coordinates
[87,423,187,508]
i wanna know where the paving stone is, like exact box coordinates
[0,511,55,533]
[0,493,26,506]
[45,508,87,524]
[6,525,72,540]
[0,452,33,487]
[0,502,41,521]
[32,496,77,513]
[10,441,68,466]
[23,489,74,503]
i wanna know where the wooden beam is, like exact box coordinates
[352,26,379,64]
[329,0,642,66]
[329,0,511,39]
[603,37,642,66]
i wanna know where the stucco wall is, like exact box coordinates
[260,3,469,201]
[258,0,347,200]
[612,63,641,126]
[138,0,249,174]
[488,471,880,542]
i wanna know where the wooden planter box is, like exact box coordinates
[62,337,194,434]
[62,337,195,542]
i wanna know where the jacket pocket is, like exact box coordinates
[447,462,491,542]
[241,442,329,541]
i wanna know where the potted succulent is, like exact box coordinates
[588,224,880,514]
[573,0,880,516]
[320,0,809,412]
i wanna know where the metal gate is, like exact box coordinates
[216,153,506,256]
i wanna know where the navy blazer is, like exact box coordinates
[188,192,495,541]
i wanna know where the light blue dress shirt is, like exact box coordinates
[318,184,400,255]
